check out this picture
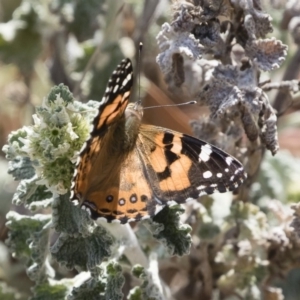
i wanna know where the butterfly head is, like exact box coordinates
[125,102,143,123]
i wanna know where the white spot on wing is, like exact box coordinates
[199,144,212,162]
[80,141,87,153]
[225,168,229,173]
[217,173,223,178]
[122,73,132,87]
[203,171,212,178]
[197,185,206,190]
[123,91,130,99]
[112,219,121,224]
[113,84,119,93]
[226,156,233,166]
[73,169,78,178]
[76,156,81,166]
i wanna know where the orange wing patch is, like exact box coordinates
[95,92,130,131]
[158,154,192,192]
[138,124,246,204]
[137,125,193,200]
[72,136,102,201]
[80,149,155,223]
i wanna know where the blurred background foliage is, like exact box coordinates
[1,0,300,299]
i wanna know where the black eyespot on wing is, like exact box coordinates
[141,195,148,202]
[130,193,138,203]
[106,195,114,203]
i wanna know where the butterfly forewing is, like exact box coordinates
[91,58,133,136]
[71,59,134,207]
[137,125,246,203]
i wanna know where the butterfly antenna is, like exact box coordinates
[144,100,197,109]
[137,42,143,106]
[136,42,196,110]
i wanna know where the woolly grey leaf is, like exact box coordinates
[150,205,192,256]
[47,83,74,105]
[68,274,105,300]
[156,22,204,86]
[6,212,51,261]
[105,262,125,300]
[197,79,242,117]
[27,225,54,283]
[129,264,164,300]
[196,63,279,154]
[52,194,94,237]
[7,156,35,180]
[12,175,39,205]
[172,1,201,32]
[237,0,273,38]
[192,20,225,55]
[31,282,69,300]
[245,38,287,71]
[51,226,113,271]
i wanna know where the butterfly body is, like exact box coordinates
[71,59,246,224]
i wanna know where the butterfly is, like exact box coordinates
[70,58,247,224]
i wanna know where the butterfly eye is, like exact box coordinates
[106,195,114,203]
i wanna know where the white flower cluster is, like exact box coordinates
[2,84,96,195]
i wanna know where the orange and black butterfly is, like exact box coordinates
[70,59,246,224]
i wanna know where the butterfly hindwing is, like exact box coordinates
[79,148,156,224]
[137,124,246,203]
